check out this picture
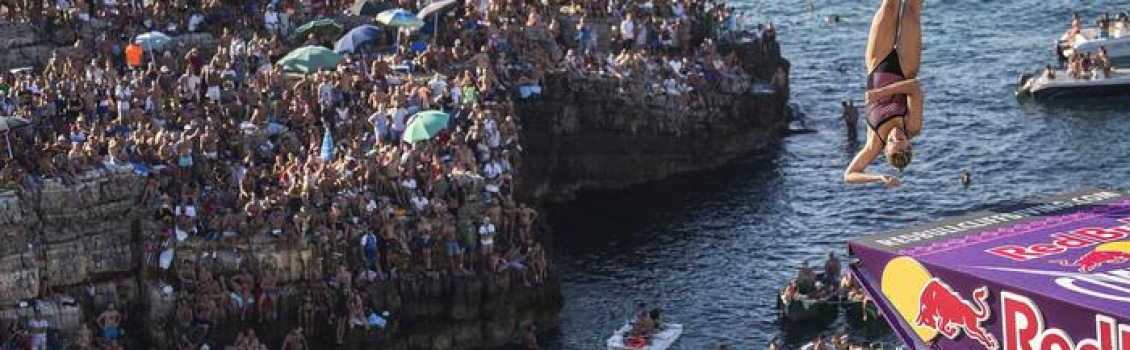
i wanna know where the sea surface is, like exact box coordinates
[543,0,1130,348]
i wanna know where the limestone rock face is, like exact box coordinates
[517,40,791,201]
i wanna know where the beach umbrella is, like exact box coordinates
[292,18,345,41]
[133,31,172,51]
[417,0,458,18]
[0,116,29,158]
[418,0,459,37]
[334,25,383,53]
[402,110,450,144]
[276,46,342,73]
[346,0,391,16]
[377,9,425,46]
[376,9,425,29]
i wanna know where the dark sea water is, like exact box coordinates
[542,0,1130,349]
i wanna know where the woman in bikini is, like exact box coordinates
[844,0,925,187]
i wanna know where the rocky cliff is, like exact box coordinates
[0,172,562,350]
[517,41,790,201]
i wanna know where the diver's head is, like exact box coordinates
[885,127,913,172]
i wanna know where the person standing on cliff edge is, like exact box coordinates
[844,0,926,188]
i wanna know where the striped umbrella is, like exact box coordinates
[377,9,425,46]
[376,9,425,29]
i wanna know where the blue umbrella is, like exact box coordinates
[334,25,383,54]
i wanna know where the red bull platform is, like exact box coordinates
[849,189,1130,350]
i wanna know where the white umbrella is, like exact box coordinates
[417,0,458,18]
[0,116,30,158]
[417,0,459,37]
[134,31,172,51]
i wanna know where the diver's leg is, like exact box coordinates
[897,0,924,78]
[865,0,902,72]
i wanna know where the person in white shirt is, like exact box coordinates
[390,104,408,142]
[265,5,281,34]
[479,216,496,254]
[619,13,636,50]
[188,13,204,32]
[482,156,502,179]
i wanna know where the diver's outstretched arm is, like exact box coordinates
[844,135,900,187]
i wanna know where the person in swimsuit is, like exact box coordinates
[845,0,925,187]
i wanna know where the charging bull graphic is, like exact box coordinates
[1052,250,1130,273]
[915,279,999,350]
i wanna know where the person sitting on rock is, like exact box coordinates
[845,0,926,187]
[97,303,122,339]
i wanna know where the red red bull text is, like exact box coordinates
[916,279,999,349]
[1001,291,1130,350]
[986,220,1130,262]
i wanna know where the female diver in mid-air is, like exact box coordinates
[844,0,925,188]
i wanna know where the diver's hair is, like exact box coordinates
[887,149,913,173]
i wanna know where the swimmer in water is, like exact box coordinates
[960,170,970,187]
[844,0,925,188]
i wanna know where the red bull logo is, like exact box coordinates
[1001,291,1130,350]
[1053,251,1130,273]
[915,278,999,349]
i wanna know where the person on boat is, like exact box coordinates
[648,309,664,330]
[1097,46,1112,79]
[1066,13,1082,45]
[1044,65,1056,80]
[823,251,841,286]
[801,335,830,350]
[630,311,657,337]
[797,261,817,292]
[634,302,649,321]
[844,0,925,187]
[1098,13,1112,40]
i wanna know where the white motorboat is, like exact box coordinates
[1060,25,1130,66]
[1017,68,1130,101]
[605,323,683,350]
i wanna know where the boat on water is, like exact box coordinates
[605,323,683,350]
[1060,26,1130,66]
[1016,68,1130,101]
[778,291,838,324]
[849,189,1130,349]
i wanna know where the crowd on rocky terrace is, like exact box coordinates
[0,0,771,348]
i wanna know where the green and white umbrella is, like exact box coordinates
[402,110,450,144]
[276,46,342,73]
[292,18,345,40]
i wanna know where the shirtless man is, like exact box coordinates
[76,323,93,349]
[96,303,122,341]
[518,203,539,243]
[281,328,307,350]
